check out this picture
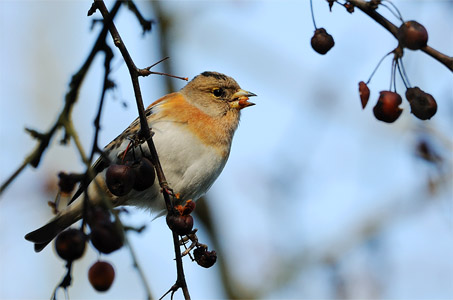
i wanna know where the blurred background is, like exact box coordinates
[0,0,452,299]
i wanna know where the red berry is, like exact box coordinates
[406,87,437,120]
[193,247,217,268]
[166,214,194,236]
[311,28,335,55]
[358,81,370,109]
[105,164,135,196]
[55,228,86,261]
[398,21,428,50]
[88,261,115,292]
[130,157,155,191]
[373,91,403,123]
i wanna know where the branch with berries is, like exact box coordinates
[55,1,215,299]
[310,0,452,123]
[2,1,217,299]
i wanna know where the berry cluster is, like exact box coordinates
[106,157,155,196]
[166,200,218,268]
[359,20,437,123]
[310,1,439,123]
[52,152,155,293]
[52,152,217,295]
[53,206,121,293]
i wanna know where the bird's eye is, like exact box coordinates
[212,88,224,98]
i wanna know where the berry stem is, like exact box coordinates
[390,58,397,92]
[309,0,317,29]
[366,51,392,84]
[396,60,408,89]
[398,58,411,88]
[381,0,404,22]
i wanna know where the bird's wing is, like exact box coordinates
[66,92,178,206]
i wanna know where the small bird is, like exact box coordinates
[25,71,256,252]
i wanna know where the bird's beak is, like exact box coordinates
[230,89,257,110]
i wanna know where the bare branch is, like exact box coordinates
[0,1,122,195]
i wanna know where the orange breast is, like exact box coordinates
[148,93,239,158]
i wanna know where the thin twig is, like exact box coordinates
[124,234,154,300]
[125,0,154,34]
[0,1,122,196]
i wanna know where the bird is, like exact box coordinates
[25,71,256,252]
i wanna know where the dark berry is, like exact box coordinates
[373,91,403,123]
[88,207,124,254]
[406,87,437,120]
[88,261,115,292]
[193,247,217,268]
[398,21,428,50]
[57,172,78,194]
[55,228,86,261]
[130,157,155,191]
[358,81,370,109]
[105,164,135,196]
[311,28,335,55]
[166,214,194,236]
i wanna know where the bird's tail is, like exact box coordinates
[24,201,83,252]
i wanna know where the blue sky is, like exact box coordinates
[1,1,452,299]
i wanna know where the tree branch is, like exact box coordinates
[92,1,191,298]
[0,1,122,196]
[347,0,453,72]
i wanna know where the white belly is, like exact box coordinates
[117,121,228,213]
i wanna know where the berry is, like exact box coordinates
[105,164,136,196]
[88,207,124,254]
[311,28,335,55]
[358,81,370,109]
[130,157,155,191]
[57,172,78,194]
[166,214,194,236]
[406,87,437,120]
[55,228,86,261]
[373,91,403,123]
[88,261,115,292]
[398,21,428,50]
[193,247,217,268]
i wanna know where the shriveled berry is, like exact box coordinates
[193,247,217,268]
[398,21,428,50]
[105,164,135,196]
[130,157,155,191]
[358,81,370,109]
[88,207,124,254]
[311,28,335,55]
[373,91,403,123]
[166,214,194,236]
[406,87,437,120]
[55,228,86,261]
[88,261,115,292]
